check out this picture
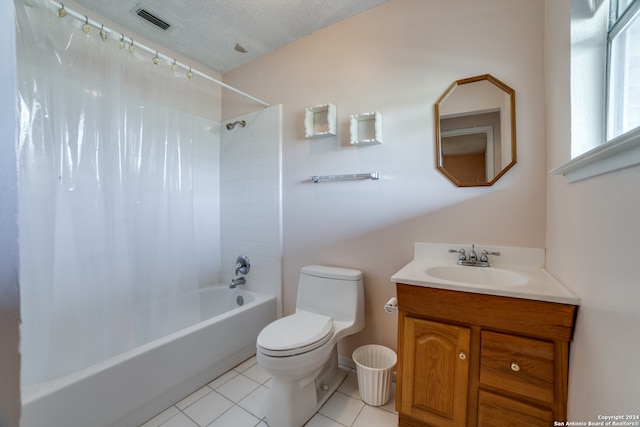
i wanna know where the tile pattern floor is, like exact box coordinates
[140,355,398,427]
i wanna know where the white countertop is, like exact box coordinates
[390,243,580,305]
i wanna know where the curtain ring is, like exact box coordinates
[187,67,194,79]
[129,40,136,54]
[171,59,178,72]
[153,51,160,65]
[99,25,107,41]
[58,3,67,18]
[119,34,125,49]
[82,16,91,34]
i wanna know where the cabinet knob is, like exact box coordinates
[511,362,520,372]
[459,352,467,360]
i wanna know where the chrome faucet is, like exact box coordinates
[449,244,500,267]
[229,276,246,288]
[231,254,250,288]
[468,244,478,262]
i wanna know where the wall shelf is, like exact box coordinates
[350,112,382,145]
[305,104,337,138]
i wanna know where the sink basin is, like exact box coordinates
[391,243,581,304]
[425,265,528,287]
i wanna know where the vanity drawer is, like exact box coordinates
[477,390,553,427]
[480,331,554,403]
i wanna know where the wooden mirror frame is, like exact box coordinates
[435,74,517,187]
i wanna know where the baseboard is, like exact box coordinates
[338,355,356,370]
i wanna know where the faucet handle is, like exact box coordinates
[480,249,501,262]
[448,248,466,261]
[235,254,250,275]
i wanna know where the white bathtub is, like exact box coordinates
[21,287,277,427]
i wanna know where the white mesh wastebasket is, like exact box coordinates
[352,344,397,406]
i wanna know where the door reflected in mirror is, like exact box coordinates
[435,74,516,187]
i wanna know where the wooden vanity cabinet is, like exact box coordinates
[396,284,577,427]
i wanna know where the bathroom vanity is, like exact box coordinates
[391,243,580,427]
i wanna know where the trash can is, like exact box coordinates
[352,344,397,406]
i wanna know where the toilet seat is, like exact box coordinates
[257,311,334,357]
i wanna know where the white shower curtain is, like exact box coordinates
[16,0,202,385]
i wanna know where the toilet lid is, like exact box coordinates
[257,311,334,357]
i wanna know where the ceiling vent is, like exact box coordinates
[132,6,171,31]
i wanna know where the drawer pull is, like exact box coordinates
[511,362,520,372]
[459,352,467,360]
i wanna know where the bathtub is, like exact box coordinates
[21,287,277,427]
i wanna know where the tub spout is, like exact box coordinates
[229,276,246,288]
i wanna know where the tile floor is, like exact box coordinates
[140,355,398,427]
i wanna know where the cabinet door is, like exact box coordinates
[400,317,471,426]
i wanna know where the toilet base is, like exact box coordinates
[262,347,348,427]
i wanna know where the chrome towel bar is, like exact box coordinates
[311,172,380,183]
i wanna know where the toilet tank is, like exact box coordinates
[296,265,364,328]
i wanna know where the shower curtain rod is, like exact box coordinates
[48,0,270,108]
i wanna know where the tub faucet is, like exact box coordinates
[229,276,246,288]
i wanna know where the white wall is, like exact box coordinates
[0,0,20,424]
[223,0,548,358]
[546,0,640,419]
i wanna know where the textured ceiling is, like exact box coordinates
[73,0,389,74]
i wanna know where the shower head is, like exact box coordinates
[226,120,246,131]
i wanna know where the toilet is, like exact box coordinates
[256,265,365,427]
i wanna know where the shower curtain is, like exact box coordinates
[16,0,203,386]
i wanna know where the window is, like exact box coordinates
[607,0,640,140]
[551,0,640,183]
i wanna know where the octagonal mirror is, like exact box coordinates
[435,74,516,187]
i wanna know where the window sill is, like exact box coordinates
[549,126,640,183]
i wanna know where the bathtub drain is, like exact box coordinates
[236,295,244,306]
